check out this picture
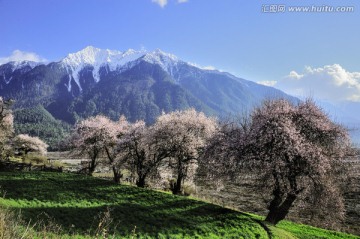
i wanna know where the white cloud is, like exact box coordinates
[275,64,360,102]
[152,0,168,8]
[188,62,218,71]
[152,0,188,8]
[288,70,303,80]
[202,65,216,71]
[0,50,47,65]
[257,80,277,87]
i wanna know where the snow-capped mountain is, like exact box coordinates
[1,46,246,93]
[0,46,296,126]
[60,46,183,91]
[61,46,144,89]
[10,60,43,71]
[141,49,181,77]
[0,60,44,86]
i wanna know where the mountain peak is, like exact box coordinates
[62,46,121,67]
[10,60,43,69]
[61,46,146,90]
[60,46,185,91]
[82,45,98,51]
[0,60,44,70]
[142,49,180,75]
[152,48,178,60]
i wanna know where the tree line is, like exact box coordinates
[67,98,355,226]
[0,96,356,227]
[68,109,216,195]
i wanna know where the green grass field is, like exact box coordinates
[0,171,358,239]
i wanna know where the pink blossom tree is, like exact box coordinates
[13,134,48,156]
[118,120,170,187]
[151,109,218,194]
[202,99,353,226]
[103,116,129,183]
[118,109,217,190]
[249,99,352,225]
[70,115,127,180]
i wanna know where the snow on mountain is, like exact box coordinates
[0,61,43,85]
[61,46,145,91]
[142,49,180,76]
[60,46,188,92]
[10,60,43,70]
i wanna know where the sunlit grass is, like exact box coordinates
[0,172,358,238]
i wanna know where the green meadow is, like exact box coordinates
[0,172,358,239]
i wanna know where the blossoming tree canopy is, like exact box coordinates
[151,109,218,194]
[13,134,48,156]
[202,99,353,226]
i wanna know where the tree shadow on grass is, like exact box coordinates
[19,201,263,237]
[0,172,268,237]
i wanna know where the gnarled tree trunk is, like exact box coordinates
[265,189,298,225]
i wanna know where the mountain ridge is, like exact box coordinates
[0,46,298,147]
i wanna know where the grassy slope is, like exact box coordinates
[0,172,358,239]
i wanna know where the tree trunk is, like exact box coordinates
[136,175,146,188]
[88,148,99,176]
[105,147,122,183]
[88,159,96,176]
[265,192,297,225]
[171,174,183,195]
[112,166,122,183]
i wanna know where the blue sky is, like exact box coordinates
[1,0,360,101]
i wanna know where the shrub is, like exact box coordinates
[0,207,26,238]
[22,154,48,165]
